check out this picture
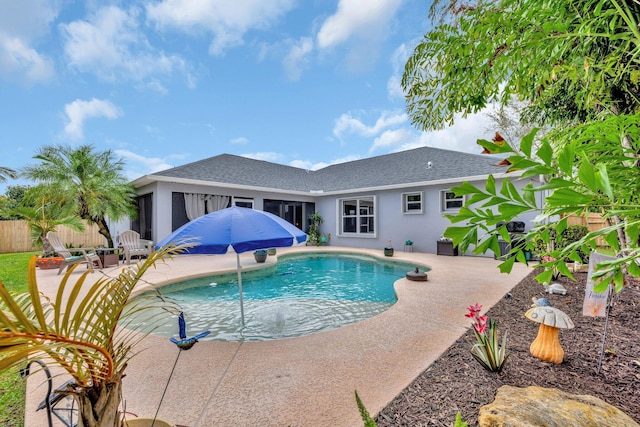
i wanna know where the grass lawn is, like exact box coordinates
[0,251,38,427]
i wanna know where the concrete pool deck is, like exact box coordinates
[25,247,531,427]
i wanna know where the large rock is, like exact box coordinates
[478,385,639,427]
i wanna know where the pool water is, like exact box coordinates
[128,253,427,342]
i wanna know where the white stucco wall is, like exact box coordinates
[315,175,542,256]
[135,173,542,256]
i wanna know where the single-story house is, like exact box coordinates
[125,146,542,255]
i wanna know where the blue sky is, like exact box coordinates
[0,0,495,192]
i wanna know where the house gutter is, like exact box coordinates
[308,170,527,196]
[130,175,317,197]
[131,170,527,197]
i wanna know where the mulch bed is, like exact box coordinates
[376,268,640,426]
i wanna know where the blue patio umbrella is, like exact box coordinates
[155,206,307,326]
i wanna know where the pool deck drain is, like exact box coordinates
[25,247,531,427]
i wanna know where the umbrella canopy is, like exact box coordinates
[155,206,307,327]
[155,206,306,254]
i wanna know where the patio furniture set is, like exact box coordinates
[46,230,153,275]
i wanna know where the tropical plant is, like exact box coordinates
[0,244,185,427]
[445,123,640,290]
[404,0,640,131]
[21,144,138,248]
[404,0,640,289]
[307,211,324,246]
[3,185,84,256]
[0,185,29,220]
[454,412,468,427]
[0,166,17,183]
[465,303,509,372]
[354,390,377,427]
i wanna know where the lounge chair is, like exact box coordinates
[120,230,153,264]
[45,231,103,275]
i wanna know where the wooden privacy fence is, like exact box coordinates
[564,213,610,247]
[0,220,105,254]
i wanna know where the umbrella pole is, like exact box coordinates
[237,253,245,327]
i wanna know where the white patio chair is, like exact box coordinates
[46,231,103,275]
[120,230,153,264]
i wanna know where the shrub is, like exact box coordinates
[533,224,589,262]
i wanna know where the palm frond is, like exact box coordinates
[0,244,187,386]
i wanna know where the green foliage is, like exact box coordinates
[0,366,26,427]
[0,252,36,293]
[65,242,85,257]
[355,390,377,427]
[0,244,188,427]
[4,184,84,254]
[0,166,17,183]
[21,144,138,248]
[0,252,36,426]
[443,118,640,290]
[404,0,640,131]
[454,412,468,427]
[411,0,640,291]
[533,225,590,262]
[0,185,29,220]
[307,211,325,246]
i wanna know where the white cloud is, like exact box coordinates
[317,0,403,50]
[0,36,55,84]
[316,0,404,72]
[146,0,295,56]
[387,42,413,99]
[115,149,174,180]
[333,110,407,140]
[290,154,362,171]
[230,137,249,145]
[369,128,415,153]
[64,98,121,140]
[370,111,496,156]
[61,6,187,86]
[0,0,59,84]
[283,37,313,81]
[241,152,284,162]
[417,111,496,154]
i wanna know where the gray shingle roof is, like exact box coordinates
[148,147,508,193]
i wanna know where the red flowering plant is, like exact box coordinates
[465,303,509,372]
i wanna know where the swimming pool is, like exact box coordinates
[128,252,428,341]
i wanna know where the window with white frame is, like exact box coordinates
[232,197,254,209]
[441,190,464,211]
[339,196,376,236]
[402,192,423,214]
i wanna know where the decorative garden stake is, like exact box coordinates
[151,312,210,425]
[525,305,574,364]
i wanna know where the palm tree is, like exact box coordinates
[0,166,17,182]
[0,245,185,427]
[21,144,138,248]
[4,185,84,255]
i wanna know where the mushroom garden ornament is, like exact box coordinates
[525,306,574,364]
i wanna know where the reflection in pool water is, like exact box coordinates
[128,253,428,342]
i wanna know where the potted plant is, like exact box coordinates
[306,212,324,246]
[254,249,268,263]
[384,240,394,257]
[0,244,186,427]
[35,254,64,270]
